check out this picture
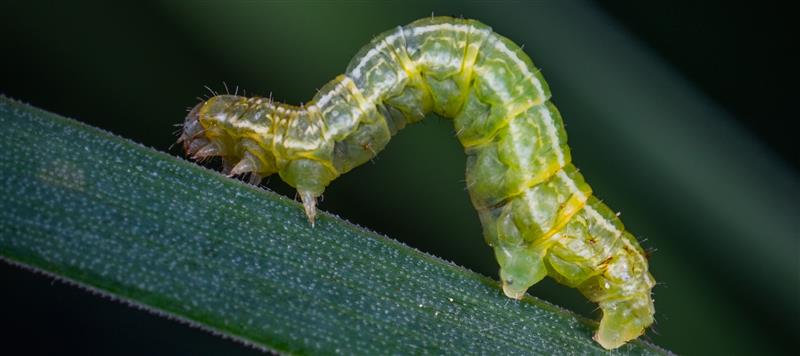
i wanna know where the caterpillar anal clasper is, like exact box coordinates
[179,16,655,349]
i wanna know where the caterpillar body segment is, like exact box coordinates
[179,16,654,349]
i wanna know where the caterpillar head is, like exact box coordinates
[179,96,244,161]
[179,95,264,173]
[179,101,214,159]
[178,95,327,226]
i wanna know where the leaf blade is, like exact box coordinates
[0,96,669,355]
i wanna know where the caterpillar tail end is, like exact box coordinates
[299,190,318,227]
[593,297,654,350]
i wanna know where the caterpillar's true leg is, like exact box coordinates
[229,155,256,177]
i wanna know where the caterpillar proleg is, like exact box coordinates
[179,16,655,349]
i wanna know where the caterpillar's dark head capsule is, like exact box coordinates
[179,95,243,160]
[179,101,211,157]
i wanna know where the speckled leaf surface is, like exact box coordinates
[0,96,670,355]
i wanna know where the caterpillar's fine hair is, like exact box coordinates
[179,16,655,349]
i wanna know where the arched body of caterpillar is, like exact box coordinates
[179,16,655,349]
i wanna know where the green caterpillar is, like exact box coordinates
[179,16,655,349]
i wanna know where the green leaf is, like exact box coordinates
[0,96,670,355]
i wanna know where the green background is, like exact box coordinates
[1,1,796,355]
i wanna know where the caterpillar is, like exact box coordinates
[179,16,655,349]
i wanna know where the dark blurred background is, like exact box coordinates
[1,1,797,355]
